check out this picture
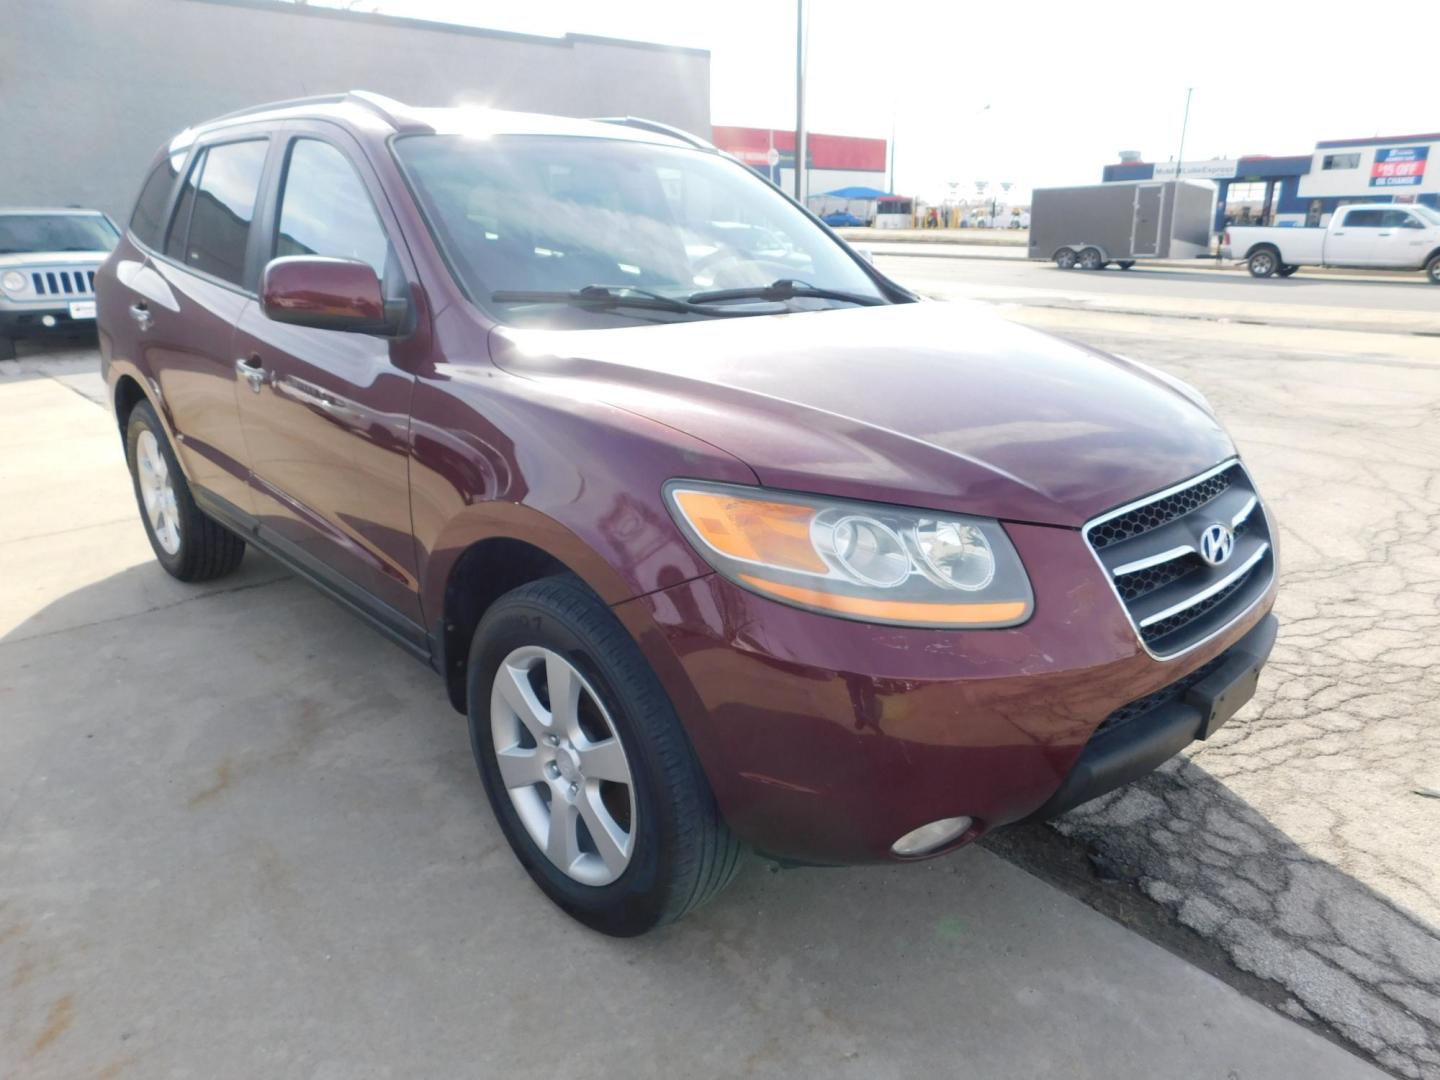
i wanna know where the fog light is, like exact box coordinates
[41,315,57,328]
[891,815,973,857]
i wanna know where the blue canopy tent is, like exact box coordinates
[807,186,905,227]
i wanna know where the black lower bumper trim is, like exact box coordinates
[1028,613,1278,821]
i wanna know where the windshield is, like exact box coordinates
[394,134,887,326]
[0,213,118,255]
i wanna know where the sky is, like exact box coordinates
[307,0,1439,203]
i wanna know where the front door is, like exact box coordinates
[1376,209,1434,269]
[233,131,423,630]
[1132,185,1163,256]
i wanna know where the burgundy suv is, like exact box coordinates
[97,93,1277,935]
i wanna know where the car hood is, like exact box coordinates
[0,250,111,269]
[489,301,1234,527]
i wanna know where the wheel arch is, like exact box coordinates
[1245,241,1280,261]
[112,372,149,436]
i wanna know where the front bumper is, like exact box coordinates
[617,520,1277,864]
[1,305,97,338]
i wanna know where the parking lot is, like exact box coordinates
[2,259,1436,1078]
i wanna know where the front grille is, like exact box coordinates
[1085,461,1274,657]
[29,269,96,297]
[1094,655,1225,737]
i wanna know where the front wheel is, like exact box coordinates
[125,401,246,581]
[1248,248,1279,278]
[1078,247,1104,270]
[1426,254,1440,285]
[468,575,743,936]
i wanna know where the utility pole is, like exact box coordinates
[887,111,896,195]
[794,0,807,202]
[1176,87,1194,177]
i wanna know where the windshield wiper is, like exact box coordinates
[490,284,749,317]
[687,279,885,308]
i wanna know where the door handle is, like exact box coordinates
[234,355,265,394]
[1378,231,1393,237]
[128,302,153,330]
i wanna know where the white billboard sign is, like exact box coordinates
[1152,159,1238,181]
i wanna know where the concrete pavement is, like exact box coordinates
[0,352,1385,1079]
[878,254,1440,336]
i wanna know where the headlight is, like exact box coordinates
[664,481,1033,628]
[1,271,26,295]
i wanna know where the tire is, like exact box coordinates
[1277,264,1299,278]
[1427,254,1440,285]
[125,401,246,581]
[1078,246,1104,270]
[1117,260,1135,270]
[467,575,743,936]
[1053,248,1078,270]
[1248,248,1279,278]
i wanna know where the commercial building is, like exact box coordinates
[1103,132,1438,232]
[1,0,711,221]
[710,126,888,199]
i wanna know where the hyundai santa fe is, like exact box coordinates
[96,92,1278,935]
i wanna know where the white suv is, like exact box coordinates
[0,208,119,359]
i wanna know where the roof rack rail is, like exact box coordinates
[592,116,715,151]
[197,91,420,132]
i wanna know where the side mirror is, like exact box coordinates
[261,256,404,335]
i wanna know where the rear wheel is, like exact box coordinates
[1054,248,1078,270]
[1426,253,1440,285]
[125,401,246,581]
[1248,248,1279,278]
[1078,247,1104,270]
[468,575,743,936]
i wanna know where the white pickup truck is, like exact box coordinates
[1222,203,1440,283]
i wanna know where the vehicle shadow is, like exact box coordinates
[1,559,1433,1076]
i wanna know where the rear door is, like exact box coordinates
[231,125,424,631]
[1324,207,1384,266]
[1131,184,1164,256]
[124,135,274,514]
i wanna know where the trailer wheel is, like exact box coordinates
[1054,248,1078,270]
[1248,248,1279,278]
[1078,247,1104,271]
[1277,264,1299,278]
[1117,260,1135,270]
[1426,253,1440,285]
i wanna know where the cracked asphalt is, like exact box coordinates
[944,286,1440,1078]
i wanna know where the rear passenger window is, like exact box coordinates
[1344,209,1384,228]
[178,140,269,286]
[275,140,391,277]
[130,152,186,249]
[165,153,203,262]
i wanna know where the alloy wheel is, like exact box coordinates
[490,646,636,886]
[137,429,181,555]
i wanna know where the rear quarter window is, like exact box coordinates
[129,152,186,249]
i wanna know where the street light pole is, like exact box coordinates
[794,0,807,202]
[1176,87,1194,176]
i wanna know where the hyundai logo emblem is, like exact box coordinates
[1198,522,1235,566]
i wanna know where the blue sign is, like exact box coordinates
[1371,146,1428,187]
